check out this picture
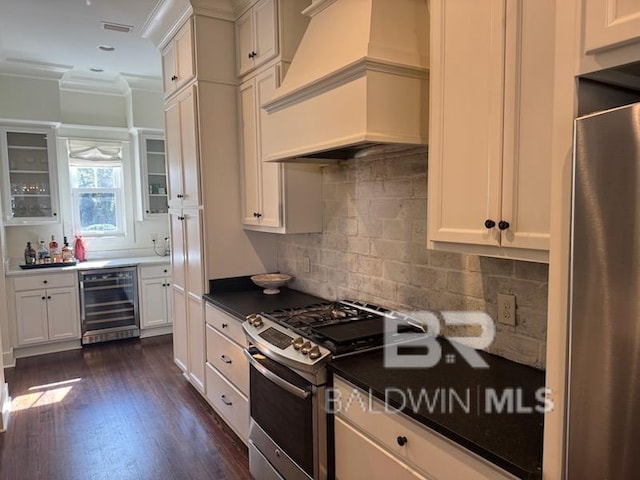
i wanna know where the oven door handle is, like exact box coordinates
[244,349,311,400]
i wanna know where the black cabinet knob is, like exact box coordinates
[146,210,150,214]
[41,296,46,300]
[484,219,496,229]
[397,436,408,446]
[498,220,510,231]
[177,193,184,198]
[171,75,178,81]
[253,212,263,218]
[53,212,57,216]
[221,323,228,329]
[43,280,48,284]
[47,296,51,300]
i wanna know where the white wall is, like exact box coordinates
[0,76,61,122]
[0,72,169,259]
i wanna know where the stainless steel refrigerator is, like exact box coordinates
[569,101,640,478]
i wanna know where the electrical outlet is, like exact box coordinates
[303,256,311,273]
[497,293,516,326]
[149,233,158,243]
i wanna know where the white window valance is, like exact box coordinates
[67,139,123,164]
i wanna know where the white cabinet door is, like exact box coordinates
[236,0,278,76]
[187,296,205,392]
[428,0,504,247]
[236,7,255,76]
[164,85,200,209]
[184,208,204,298]
[172,286,188,374]
[162,19,194,95]
[255,67,282,228]
[169,208,186,291]
[47,287,79,341]
[254,0,278,67]
[428,0,551,259]
[335,416,426,480]
[178,85,200,208]
[240,78,260,225]
[140,278,169,328]
[165,99,183,208]
[240,66,288,230]
[15,290,49,345]
[584,0,640,53]
[1,126,60,225]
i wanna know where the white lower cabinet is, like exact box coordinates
[333,377,516,480]
[335,416,427,480]
[13,273,79,346]
[204,303,249,443]
[139,264,172,329]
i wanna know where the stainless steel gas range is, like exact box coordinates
[242,300,425,480]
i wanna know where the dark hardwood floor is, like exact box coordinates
[0,335,251,480]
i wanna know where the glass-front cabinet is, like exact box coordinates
[137,133,168,219]
[0,126,59,225]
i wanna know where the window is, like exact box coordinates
[68,140,126,237]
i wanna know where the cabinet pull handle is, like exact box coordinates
[484,219,496,229]
[253,212,262,218]
[498,220,510,231]
[248,51,257,59]
[171,75,178,81]
[220,355,232,364]
[397,436,408,446]
[220,394,232,406]
[221,323,228,329]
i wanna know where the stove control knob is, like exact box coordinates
[300,342,312,355]
[308,346,321,360]
[252,316,263,328]
[292,337,305,350]
[246,314,257,324]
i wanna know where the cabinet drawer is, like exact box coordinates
[205,303,246,346]
[206,324,249,394]
[205,362,249,443]
[335,416,426,480]
[333,377,515,480]
[139,264,172,279]
[14,272,76,291]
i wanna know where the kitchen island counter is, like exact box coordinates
[329,338,545,480]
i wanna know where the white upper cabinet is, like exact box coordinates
[162,19,195,97]
[427,0,553,263]
[164,85,200,209]
[135,132,168,220]
[240,66,322,233]
[235,0,310,78]
[237,0,278,76]
[583,0,640,53]
[0,126,60,225]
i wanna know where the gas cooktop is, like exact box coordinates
[244,300,426,367]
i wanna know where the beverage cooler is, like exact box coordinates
[78,266,140,345]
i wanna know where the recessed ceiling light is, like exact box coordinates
[97,45,115,52]
[90,68,104,72]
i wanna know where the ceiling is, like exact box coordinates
[0,0,163,87]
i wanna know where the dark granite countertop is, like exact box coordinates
[202,275,325,320]
[329,339,545,480]
[203,276,544,479]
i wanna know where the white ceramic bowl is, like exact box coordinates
[251,273,293,295]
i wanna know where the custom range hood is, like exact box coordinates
[261,0,429,163]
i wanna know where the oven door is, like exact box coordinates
[245,346,320,480]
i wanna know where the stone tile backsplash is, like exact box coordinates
[277,149,548,369]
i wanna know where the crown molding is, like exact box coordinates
[0,58,71,80]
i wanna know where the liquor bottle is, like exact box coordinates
[24,242,36,265]
[62,236,73,263]
[49,235,61,263]
[37,240,49,264]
